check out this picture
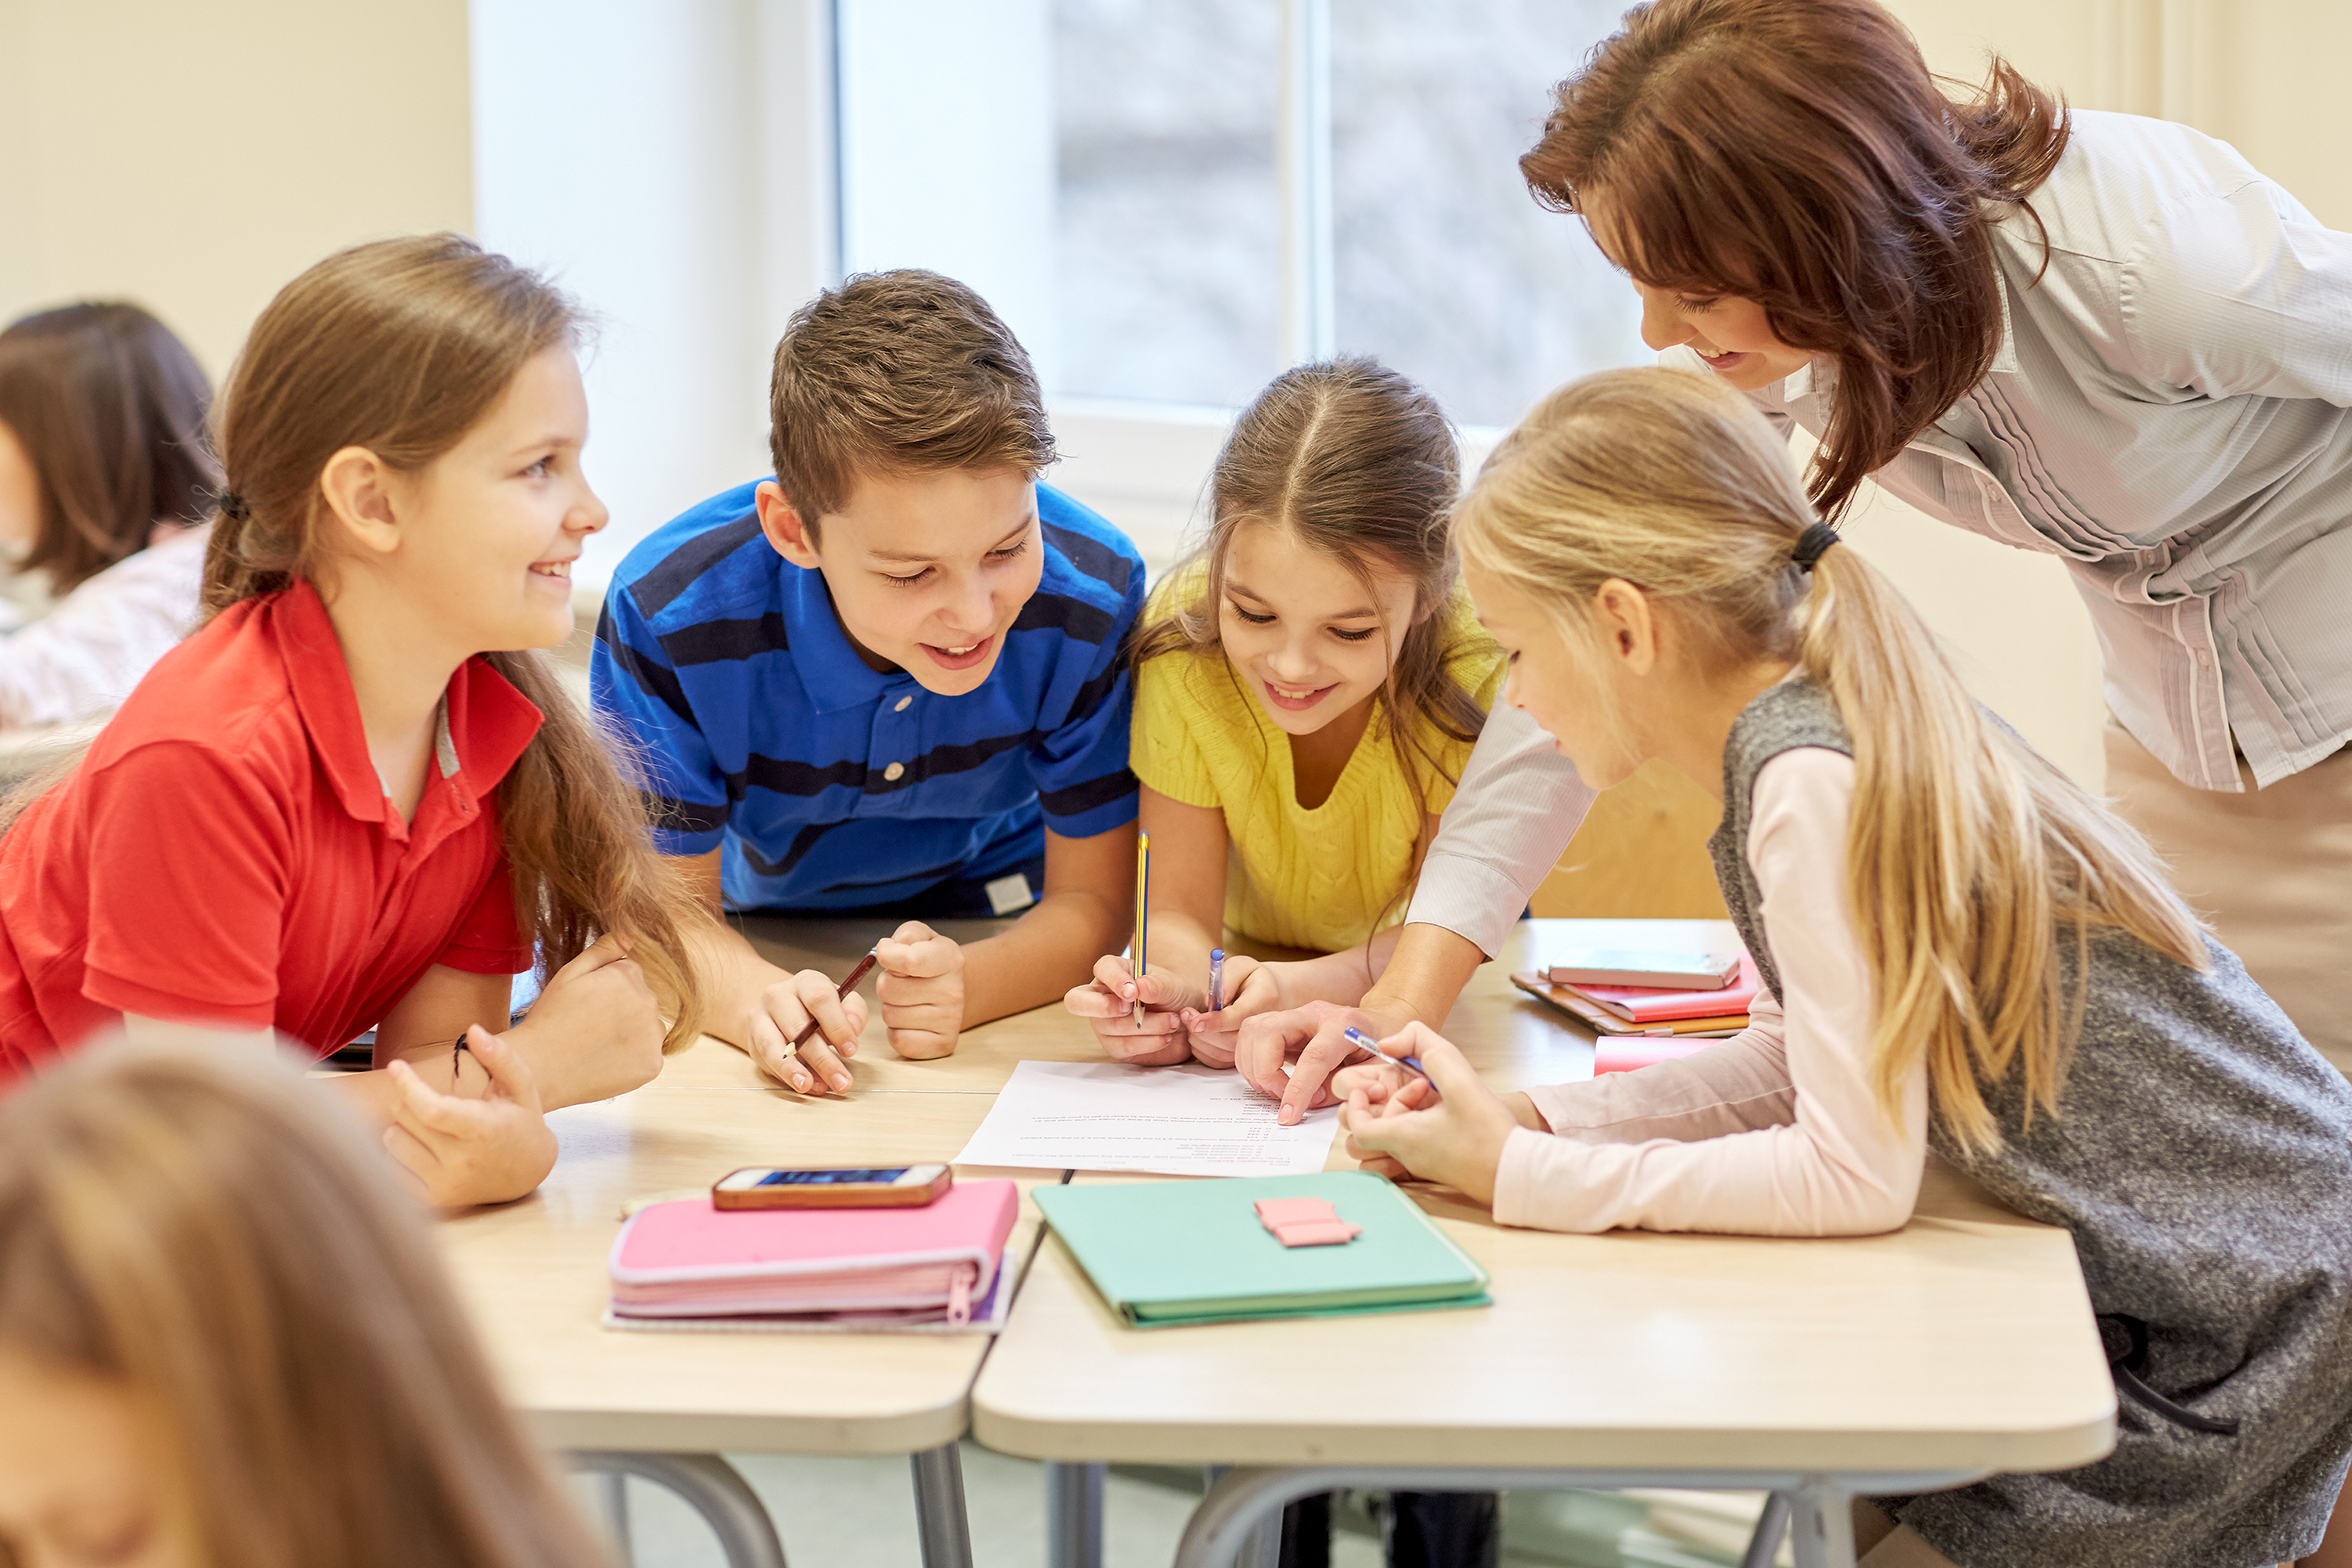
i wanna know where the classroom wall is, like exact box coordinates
[469,0,835,583]
[0,0,475,381]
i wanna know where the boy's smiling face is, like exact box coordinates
[756,465,1043,696]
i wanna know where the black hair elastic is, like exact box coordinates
[1790,521,1841,573]
[216,490,251,522]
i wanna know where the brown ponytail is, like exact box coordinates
[1519,0,2069,523]
[204,235,701,1048]
[1457,368,2203,1151]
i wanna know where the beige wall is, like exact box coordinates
[0,0,474,381]
[1895,0,2351,227]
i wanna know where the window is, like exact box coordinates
[835,0,1647,561]
[1048,0,1643,428]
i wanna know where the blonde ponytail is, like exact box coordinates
[1458,367,2205,1150]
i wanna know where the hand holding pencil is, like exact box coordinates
[746,952,875,1095]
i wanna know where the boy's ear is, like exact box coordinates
[317,446,401,558]
[755,481,824,569]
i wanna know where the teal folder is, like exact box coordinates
[1032,1172,1492,1328]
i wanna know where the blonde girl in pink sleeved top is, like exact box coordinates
[1339,367,2352,1568]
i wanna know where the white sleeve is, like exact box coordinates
[1489,746,1928,1236]
[0,530,206,728]
[1403,702,1596,959]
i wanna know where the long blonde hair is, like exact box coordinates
[1457,367,2204,1149]
[208,235,699,1048]
[0,1040,612,1568]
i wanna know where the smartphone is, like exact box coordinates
[710,1164,953,1210]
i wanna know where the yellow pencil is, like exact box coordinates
[1131,830,1150,1016]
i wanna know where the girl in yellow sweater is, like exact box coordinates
[1064,357,1500,1067]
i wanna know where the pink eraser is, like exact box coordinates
[1271,1219,1362,1248]
[1255,1197,1338,1227]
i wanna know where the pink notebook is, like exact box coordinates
[608,1180,1018,1324]
[1567,955,1762,1023]
[1593,1038,1716,1075]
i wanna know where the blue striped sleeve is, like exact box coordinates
[591,589,733,854]
[1027,540,1145,840]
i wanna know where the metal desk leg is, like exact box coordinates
[910,1443,975,1568]
[1236,1508,1282,1568]
[1788,1476,1857,1568]
[566,1452,787,1568]
[586,1469,631,1564]
[1740,1491,1792,1568]
[1046,1461,1104,1568]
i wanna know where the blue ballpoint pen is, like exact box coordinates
[1342,1025,1433,1087]
[1207,948,1225,1013]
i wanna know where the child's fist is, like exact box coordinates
[875,921,963,1059]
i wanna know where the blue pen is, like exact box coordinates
[1342,1025,1433,1086]
[1207,948,1225,1013]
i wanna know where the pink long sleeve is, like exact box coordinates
[1490,746,1928,1236]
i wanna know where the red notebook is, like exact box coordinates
[607,1180,1017,1324]
[1567,955,1762,1024]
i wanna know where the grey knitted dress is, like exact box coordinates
[1708,679,2352,1568]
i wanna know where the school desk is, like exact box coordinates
[970,921,2120,1568]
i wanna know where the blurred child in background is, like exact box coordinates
[0,303,216,728]
[0,1039,614,1568]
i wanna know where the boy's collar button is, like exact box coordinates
[894,695,912,712]
[883,761,906,782]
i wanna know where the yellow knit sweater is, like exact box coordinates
[1130,589,1502,952]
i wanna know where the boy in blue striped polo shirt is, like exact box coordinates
[592,271,1143,1091]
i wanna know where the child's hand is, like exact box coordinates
[1235,1000,1390,1125]
[875,922,963,1060]
[509,930,665,1105]
[1337,1024,1516,1205]
[1331,1052,1414,1104]
[381,1027,558,1209]
[1064,956,1194,1066]
[1176,954,1281,1069]
[746,969,871,1095]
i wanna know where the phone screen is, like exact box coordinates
[754,1167,911,1187]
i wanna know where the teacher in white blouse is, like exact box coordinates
[1243,0,2352,1119]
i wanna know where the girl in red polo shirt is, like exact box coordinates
[0,235,706,1208]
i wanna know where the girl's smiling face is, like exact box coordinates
[333,343,607,656]
[1218,520,1421,737]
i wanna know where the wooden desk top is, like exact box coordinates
[437,1032,1051,1455]
[444,916,2112,1472]
[970,920,2117,1476]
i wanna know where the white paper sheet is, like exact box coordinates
[952,1060,1341,1177]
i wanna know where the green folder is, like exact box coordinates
[1033,1172,1492,1328]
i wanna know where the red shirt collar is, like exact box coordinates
[271,580,545,828]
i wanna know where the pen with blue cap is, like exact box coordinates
[1207,948,1225,1013]
[1342,1025,1433,1089]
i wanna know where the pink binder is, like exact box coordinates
[608,1179,1017,1324]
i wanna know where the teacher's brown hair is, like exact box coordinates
[1520,0,2069,522]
